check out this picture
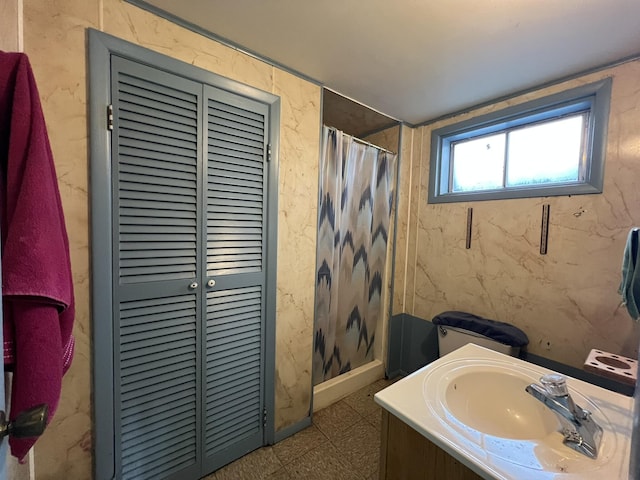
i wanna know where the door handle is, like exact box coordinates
[0,404,48,441]
[207,279,216,288]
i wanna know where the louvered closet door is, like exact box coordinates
[202,85,269,472]
[111,56,203,480]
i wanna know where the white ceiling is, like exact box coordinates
[139,0,640,126]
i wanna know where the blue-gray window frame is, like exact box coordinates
[428,78,612,203]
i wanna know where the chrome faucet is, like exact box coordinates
[525,373,603,459]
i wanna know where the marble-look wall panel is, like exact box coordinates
[21,0,320,477]
[404,128,425,315]
[410,60,640,368]
[102,0,273,93]
[364,126,400,154]
[272,68,320,429]
[388,125,417,315]
[0,0,21,51]
[23,1,98,478]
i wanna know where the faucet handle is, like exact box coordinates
[540,373,569,397]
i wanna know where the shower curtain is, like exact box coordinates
[313,126,397,385]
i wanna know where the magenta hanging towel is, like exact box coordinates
[0,51,75,461]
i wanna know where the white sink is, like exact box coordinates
[374,343,633,479]
[442,368,559,440]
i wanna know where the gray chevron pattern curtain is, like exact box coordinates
[313,126,397,385]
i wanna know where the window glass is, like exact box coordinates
[451,133,505,192]
[506,114,586,187]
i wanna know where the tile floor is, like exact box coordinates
[204,378,396,480]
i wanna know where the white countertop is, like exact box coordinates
[374,343,634,480]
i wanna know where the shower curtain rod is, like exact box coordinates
[325,125,397,155]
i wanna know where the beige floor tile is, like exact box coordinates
[313,400,362,439]
[371,377,398,393]
[273,424,328,466]
[343,384,381,418]
[266,467,292,479]
[206,379,392,479]
[214,446,284,480]
[330,419,380,478]
[283,441,364,480]
[365,409,382,431]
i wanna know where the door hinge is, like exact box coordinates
[266,144,272,162]
[107,104,114,131]
[262,407,267,427]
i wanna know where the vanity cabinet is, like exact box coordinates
[379,411,483,480]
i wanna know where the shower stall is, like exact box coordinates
[312,123,399,407]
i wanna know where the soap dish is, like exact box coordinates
[583,349,637,386]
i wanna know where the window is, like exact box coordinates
[428,78,612,203]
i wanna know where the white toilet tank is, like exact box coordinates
[432,311,528,358]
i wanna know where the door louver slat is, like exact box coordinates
[123,400,193,435]
[208,119,263,140]
[207,202,262,213]
[122,408,194,448]
[121,324,195,351]
[206,417,259,454]
[206,175,262,189]
[207,380,260,409]
[120,173,195,193]
[120,160,196,181]
[207,403,260,437]
[210,102,263,127]
[208,292,261,306]
[119,90,196,123]
[208,153,264,172]
[207,341,262,362]
[121,314,195,334]
[124,431,194,474]
[124,424,192,458]
[120,295,195,316]
[121,387,193,425]
[207,353,261,377]
[205,369,258,395]
[120,110,196,135]
[207,298,261,314]
[122,446,195,480]
[121,184,194,199]
[207,402,260,435]
[122,358,193,389]
[120,124,197,150]
[120,118,197,144]
[120,147,198,168]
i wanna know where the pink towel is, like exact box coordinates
[0,51,75,461]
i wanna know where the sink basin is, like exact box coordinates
[444,369,559,440]
[420,350,619,474]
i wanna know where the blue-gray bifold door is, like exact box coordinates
[110,55,268,480]
[202,85,269,472]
